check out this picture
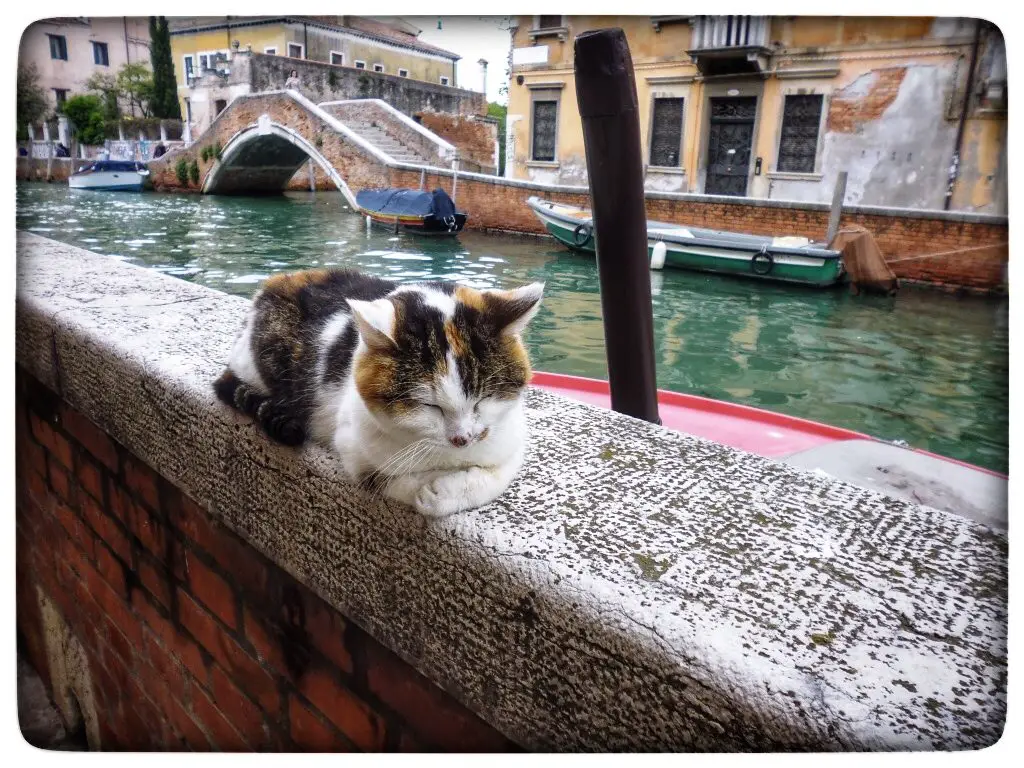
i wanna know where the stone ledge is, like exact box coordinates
[15,232,1006,750]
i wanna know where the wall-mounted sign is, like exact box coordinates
[512,45,549,66]
[727,88,740,96]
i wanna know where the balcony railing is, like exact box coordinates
[690,16,768,50]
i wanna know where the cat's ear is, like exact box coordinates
[347,298,396,350]
[485,283,545,336]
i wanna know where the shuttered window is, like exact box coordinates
[649,98,684,167]
[538,16,562,29]
[777,94,823,173]
[531,100,558,161]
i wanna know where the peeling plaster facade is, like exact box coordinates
[507,16,1006,214]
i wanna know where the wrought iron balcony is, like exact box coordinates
[687,16,773,76]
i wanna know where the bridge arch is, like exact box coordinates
[202,115,359,207]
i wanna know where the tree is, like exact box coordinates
[148,16,181,119]
[116,62,155,118]
[487,102,507,175]
[84,72,121,121]
[61,94,107,145]
[17,62,48,138]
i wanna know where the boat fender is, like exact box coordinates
[650,241,667,270]
[751,246,774,275]
[572,222,593,248]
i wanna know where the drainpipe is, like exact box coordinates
[945,19,983,210]
[303,22,308,58]
[123,17,130,63]
[226,16,231,53]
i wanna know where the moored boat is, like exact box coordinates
[68,160,150,192]
[526,196,844,287]
[532,371,1006,530]
[356,187,467,235]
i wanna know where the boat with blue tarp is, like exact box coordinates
[355,187,467,235]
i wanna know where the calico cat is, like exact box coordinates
[214,269,544,517]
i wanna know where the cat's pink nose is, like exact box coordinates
[449,435,469,447]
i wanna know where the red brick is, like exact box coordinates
[130,589,209,687]
[26,467,49,508]
[47,456,71,504]
[141,625,188,704]
[297,667,384,751]
[53,501,95,558]
[50,429,74,471]
[127,500,167,557]
[29,411,57,453]
[166,695,212,750]
[302,591,353,674]
[75,455,104,503]
[21,435,48,480]
[60,404,119,472]
[106,478,131,525]
[124,456,160,510]
[363,638,509,751]
[289,695,351,752]
[95,540,127,595]
[176,590,278,713]
[172,496,267,598]
[210,664,269,748]
[80,493,131,563]
[185,551,237,629]
[138,556,173,609]
[191,683,253,751]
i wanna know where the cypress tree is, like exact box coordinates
[148,16,181,120]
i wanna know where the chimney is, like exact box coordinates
[478,58,488,96]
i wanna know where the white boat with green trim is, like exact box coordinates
[526,196,845,288]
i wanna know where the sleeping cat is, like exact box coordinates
[214,269,544,517]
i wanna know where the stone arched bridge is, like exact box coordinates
[148,90,458,207]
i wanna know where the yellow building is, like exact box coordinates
[507,16,1006,214]
[170,16,459,117]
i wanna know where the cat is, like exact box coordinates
[214,268,544,517]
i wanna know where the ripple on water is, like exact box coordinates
[14,183,1008,472]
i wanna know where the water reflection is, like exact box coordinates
[16,183,1008,473]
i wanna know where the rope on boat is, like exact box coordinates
[885,241,1008,264]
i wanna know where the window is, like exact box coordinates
[538,15,563,29]
[184,98,192,123]
[330,51,343,66]
[777,94,824,173]
[288,43,303,58]
[531,100,558,161]
[183,55,195,83]
[264,46,277,55]
[92,41,109,66]
[48,34,68,60]
[54,89,68,109]
[215,99,227,116]
[398,68,409,78]
[649,97,684,167]
[440,75,450,86]
[354,60,366,70]
[373,63,385,73]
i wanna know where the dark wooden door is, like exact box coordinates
[705,96,757,196]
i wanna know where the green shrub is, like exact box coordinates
[62,94,107,145]
[188,158,199,185]
[199,145,211,163]
[175,158,188,185]
[213,141,222,160]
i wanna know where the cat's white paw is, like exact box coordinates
[413,470,499,517]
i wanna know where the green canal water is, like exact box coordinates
[16,183,1008,473]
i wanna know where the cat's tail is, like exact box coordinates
[213,369,307,447]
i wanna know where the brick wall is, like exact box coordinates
[15,368,515,752]
[415,112,498,175]
[16,157,75,182]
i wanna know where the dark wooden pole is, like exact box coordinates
[575,29,660,424]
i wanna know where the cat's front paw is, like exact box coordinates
[414,470,500,518]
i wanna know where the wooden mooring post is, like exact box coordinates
[575,29,660,425]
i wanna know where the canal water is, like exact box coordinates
[16,183,1008,473]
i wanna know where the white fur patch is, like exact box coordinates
[316,311,351,383]
[392,285,456,318]
[227,310,269,393]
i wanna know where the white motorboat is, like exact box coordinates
[69,160,150,192]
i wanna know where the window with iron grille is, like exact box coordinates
[532,100,557,161]
[48,34,68,60]
[538,15,562,29]
[649,97,684,167]
[777,94,823,173]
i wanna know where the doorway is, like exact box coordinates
[705,96,757,196]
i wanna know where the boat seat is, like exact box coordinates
[782,439,1007,530]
